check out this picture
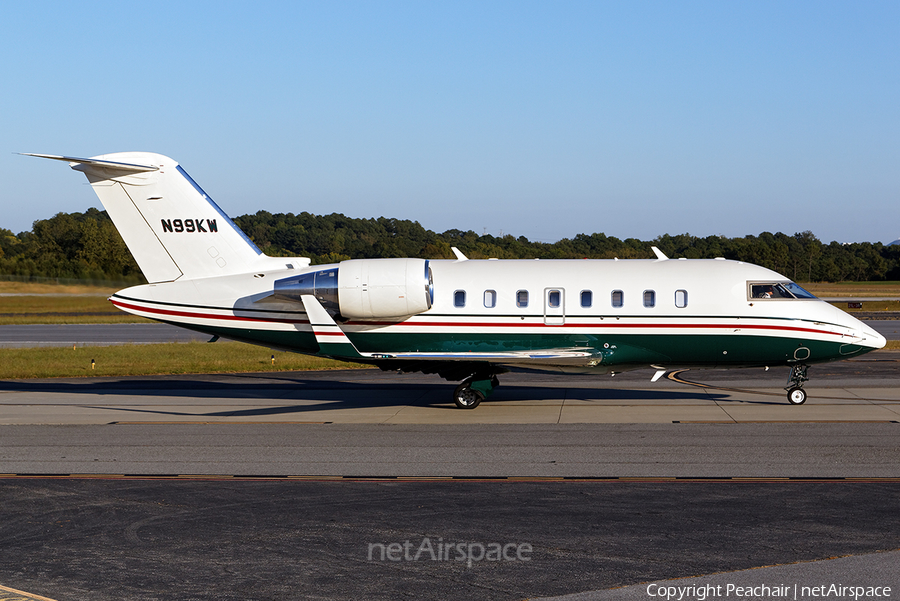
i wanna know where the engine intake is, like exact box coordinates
[274,258,433,319]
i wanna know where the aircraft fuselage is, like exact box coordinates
[109,256,884,374]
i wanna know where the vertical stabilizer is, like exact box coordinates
[25,152,265,283]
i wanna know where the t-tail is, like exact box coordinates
[23,152,280,283]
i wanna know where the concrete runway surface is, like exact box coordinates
[0,356,898,600]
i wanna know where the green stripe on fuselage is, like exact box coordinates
[158,320,872,368]
[346,331,865,366]
[156,321,320,354]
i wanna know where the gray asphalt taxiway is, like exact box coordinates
[0,323,209,347]
[0,356,898,601]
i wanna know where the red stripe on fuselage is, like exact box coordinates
[111,298,846,338]
[110,299,309,325]
[361,320,839,337]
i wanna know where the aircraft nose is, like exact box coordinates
[859,323,887,349]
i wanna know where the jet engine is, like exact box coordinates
[273,258,433,319]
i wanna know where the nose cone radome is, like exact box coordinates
[860,324,887,350]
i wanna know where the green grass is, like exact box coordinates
[0,294,147,324]
[0,341,369,379]
[828,300,900,312]
[804,281,900,297]
[0,281,121,295]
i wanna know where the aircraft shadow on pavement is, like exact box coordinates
[0,375,755,419]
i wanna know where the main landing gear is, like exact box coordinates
[453,374,500,409]
[785,364,809,405]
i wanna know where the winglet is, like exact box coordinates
[451,247,468,261]
[651,247,669,261]
[299,294,365,359]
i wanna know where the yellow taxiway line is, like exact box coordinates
[0,584,58,601]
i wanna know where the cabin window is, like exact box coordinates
[580,290,592,308]
[548,290,561,308]
[516,290,529,308]
[611,290,623,308]
[454,290,466,307]
[675,289,688,308]
[484,290,497,308]
[643,290,656,308]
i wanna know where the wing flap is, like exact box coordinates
[373,350,594,360]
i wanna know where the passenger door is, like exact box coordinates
[543,288,565,325]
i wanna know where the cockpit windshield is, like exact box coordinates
[749,282,817,300]
[782,282,816,298]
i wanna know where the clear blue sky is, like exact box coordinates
[2,1,897,244]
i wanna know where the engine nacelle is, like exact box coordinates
[337,258,433,319]
[274,258,433,319]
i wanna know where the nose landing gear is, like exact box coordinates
[785,364,809,405]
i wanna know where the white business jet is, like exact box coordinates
[26,152,886,408]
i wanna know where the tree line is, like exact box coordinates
[1,208,898,283]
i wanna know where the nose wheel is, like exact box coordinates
[787,386,808,405]
[785,364,809,405]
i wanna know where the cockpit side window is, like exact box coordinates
[751,283,783,299]
[749,282,817,300]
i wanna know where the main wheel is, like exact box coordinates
[787,387,807,405]
[453,381,484,409]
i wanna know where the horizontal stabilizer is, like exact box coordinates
[20,153,159,173]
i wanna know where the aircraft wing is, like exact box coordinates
[299,294,598,366]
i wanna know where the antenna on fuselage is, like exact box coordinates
[451,247,469,261]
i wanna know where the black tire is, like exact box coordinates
[453,381,484,409]
[787,387,807,405]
